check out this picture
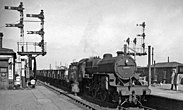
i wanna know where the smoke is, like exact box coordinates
[81,11,103,55]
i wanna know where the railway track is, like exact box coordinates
[37,80,109,110]
[37,80,156,110]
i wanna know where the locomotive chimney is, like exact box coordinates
[117,51,123,56]
[124,44,127,55]
[103,54,112,59]
[0,32,3,49]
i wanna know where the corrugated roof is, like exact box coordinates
[153,62,182,68]
[137,62,183,69]
[0,48,15,54]
[0,48,16,58]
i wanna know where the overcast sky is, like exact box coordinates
[0,0,183,69]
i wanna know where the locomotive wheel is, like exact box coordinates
[98,90,108,101]
[90,80,100,98]
[91,89,97,98]
[91,86,100,98]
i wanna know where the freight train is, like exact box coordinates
[36,50,151,109]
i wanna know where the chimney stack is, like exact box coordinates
[0,32,3,49]
[168,56,169,63]
[124,44,127,55]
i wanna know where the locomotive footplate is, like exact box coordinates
[117,85,151,96]
[117,85,151,110]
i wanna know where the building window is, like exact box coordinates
[179,67,183,72]
[0,68,7,73]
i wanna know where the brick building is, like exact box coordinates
[137,62,183,84]
[0,33,16,89]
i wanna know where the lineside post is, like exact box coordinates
[148,46,151,86]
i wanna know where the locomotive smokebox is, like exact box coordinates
[114,56,136,79]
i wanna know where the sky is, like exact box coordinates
[0,0,183,69]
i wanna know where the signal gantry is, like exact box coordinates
[124,22,147,57]
[4,2,47,87]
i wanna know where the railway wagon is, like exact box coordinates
[37,68,69,90]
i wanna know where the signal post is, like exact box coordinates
[124,22,152,86]
[124,22,147,57]
[4,2,46,88]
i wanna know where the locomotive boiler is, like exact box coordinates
[68,50,151,108]
[36,49,151,109]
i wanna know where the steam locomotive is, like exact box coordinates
[37,50,151,109]
[68,51,151,108]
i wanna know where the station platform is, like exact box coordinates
[145,84,183,110]
[150,84,183,100]
[0,85,83,110]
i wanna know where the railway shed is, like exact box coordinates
[137,61,183,84]
[0,33,16,89]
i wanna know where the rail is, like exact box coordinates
[37,80,104,110]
